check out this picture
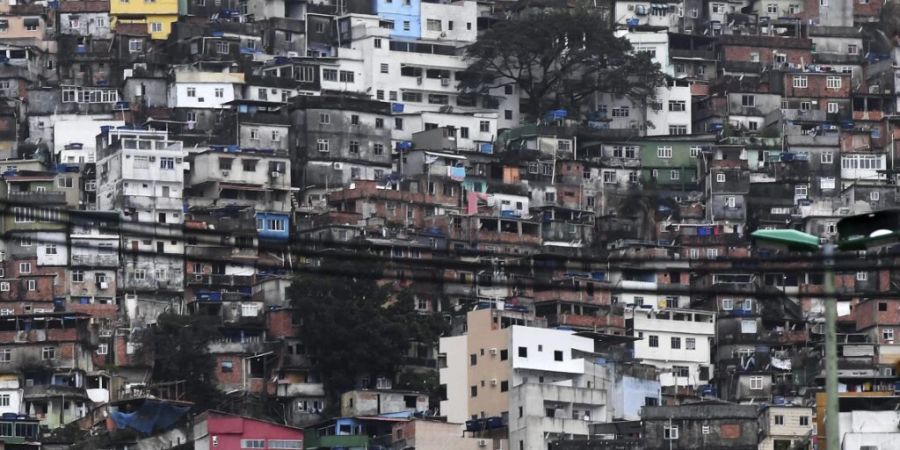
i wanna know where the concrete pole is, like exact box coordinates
[823,243,839,450]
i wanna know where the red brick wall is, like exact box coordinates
[266,309,297,339]
[855,299,900,331]
[783,73,851,99]
[723,46,811,66]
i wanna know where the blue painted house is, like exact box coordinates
[256,212,290,241]
[373,0,421,39]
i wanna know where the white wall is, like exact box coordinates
[170,82,236,109]
[510,326,593,381]
[36,232,68,266]
[631,309,714,386]
[419,1,478,43]
[54,119,125,164]
[439,335,469,424]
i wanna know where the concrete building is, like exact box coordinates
[95,127,185,324]
[440,308,624,450]
[642,402,760,450]
[627,308,715,390]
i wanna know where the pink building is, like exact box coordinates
[194,410,304,449]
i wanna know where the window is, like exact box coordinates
[160,157,175,170]
[403,21,410,31]
[648,335,659,347]
[848,44,858,55]
[767,3,778,12]
[554,350,563,361]
[857,271,867,281]
[319,113,331,125]
[657,146,673,159]
[670,170,680,181]
[669,125,688,135]
[19,263,31,274]
[726,196,736,208]
[664,426,679,440]
[825,102,837,114]
[186,87,196,97]
[0,349,8,363]
[775,415,784,425]
[793,76,808,88]
[150,22,162,33]
[799,416,809,426]
[42,243,57,255]
[826,76,842,89]
[800,101,811,111]
[716,173,726,183]
[42,347,56,360]
[821,152,833,164]
[686,338,696,350]
[882,328,894,341]
[348,141,360,154]
[18,237,32,247]
[749,376,764,390]
[460,127,469,138]
[670,337,681,349]
[611,107,629,117]
[97,344,108,355]
[668,101,686,112]
[26,280,36,291]
[750,52,760,62]
[322,69,337,81]
[317,139,330,152]
[470,386,477,397]
[741,95,755,107]
[339,71,354,83]
[0,283,7,292]
[241,441,265,449]
[0,394,8,407]
[268,441,303,450]
[374,38,382,48]
[134,269,146,280]
[426,19,442,31]
[374,144,384,155]
[518,346,527,357]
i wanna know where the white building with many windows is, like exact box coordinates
[628,307,715,388]
[95,127,185,324]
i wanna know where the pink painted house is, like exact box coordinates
[194,410,304,450]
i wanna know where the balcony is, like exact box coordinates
[545,314,625,330]
[785,134,839,146]
[120,195,183,212]
[8,191,67,204]
[670,48,717,60]
[187,274,255,287]
[70,253,118,267]
[276,382,325,398]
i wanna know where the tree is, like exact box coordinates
[289,257,448,409]
[460,8,667,120]
[138,312,224,411]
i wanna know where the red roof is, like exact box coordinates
[59,1,110,13]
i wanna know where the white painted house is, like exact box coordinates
[628,308,715,388]
[54,118,125,164]
[168,71,244,109]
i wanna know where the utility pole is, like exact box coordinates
[823,243,839,450]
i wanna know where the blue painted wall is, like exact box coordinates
[621,376,661,420]
[373,0,421,39]
[256,212,290,241]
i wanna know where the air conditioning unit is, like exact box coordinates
[417,77,423,85]
[221,170,230,177]
[333,162,343,170]
[478,440,487,447]
[99,330,112,337]
[441,78,450,86]
[489,347,498,355]
[271,171,281,178]
[490,379,498,386]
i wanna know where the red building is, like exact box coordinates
[194,410,304,449]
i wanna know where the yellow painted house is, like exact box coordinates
[109,0,179,40]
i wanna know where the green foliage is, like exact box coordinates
[460,8,667,120]
[396,370,443,409]
[289,258,448,405]
[138,312,224,411]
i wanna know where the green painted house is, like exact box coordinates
[637,134,717,188]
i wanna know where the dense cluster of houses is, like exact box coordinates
[0,0,895,448]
